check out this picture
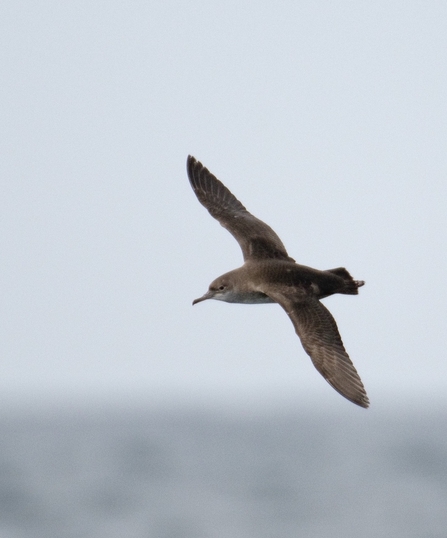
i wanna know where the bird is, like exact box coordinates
[187,155,369,408]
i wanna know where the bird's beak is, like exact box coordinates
[192,291,214,305]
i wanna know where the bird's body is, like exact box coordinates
[187,155,369,408]
[194,260,359,304]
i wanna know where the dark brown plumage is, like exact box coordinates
[187,155,369,408]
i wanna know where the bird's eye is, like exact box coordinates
[218,285,225,291]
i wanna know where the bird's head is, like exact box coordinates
[193,276,235,305]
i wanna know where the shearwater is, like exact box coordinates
[187,156,369,408]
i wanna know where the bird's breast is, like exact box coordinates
[225,290,276,304]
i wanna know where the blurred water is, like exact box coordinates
[0,403,446,538]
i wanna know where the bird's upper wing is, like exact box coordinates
[187,156,293,262]
[263,285,369,408]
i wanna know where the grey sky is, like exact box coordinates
[1,1,446,410]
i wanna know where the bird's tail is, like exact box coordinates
[326,267,365,295]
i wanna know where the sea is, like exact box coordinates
[0,401,446,538]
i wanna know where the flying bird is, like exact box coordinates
[187,155,369,408]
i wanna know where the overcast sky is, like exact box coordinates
[1,1,446,412]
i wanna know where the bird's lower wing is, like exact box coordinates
[265,287,369,408]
